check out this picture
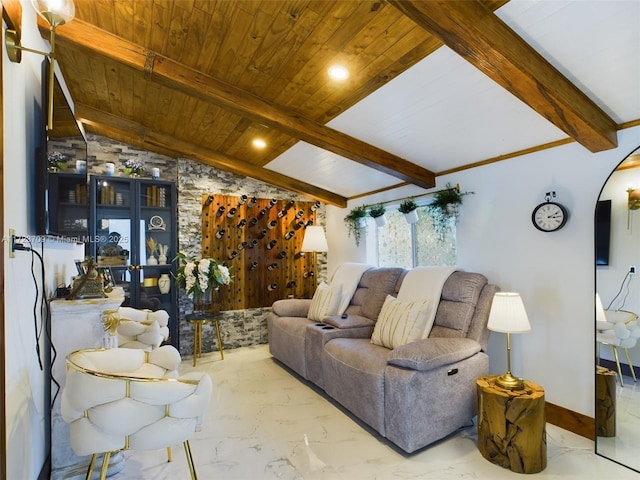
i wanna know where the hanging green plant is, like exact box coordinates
[368,204,386,218]
[399,198,419,224]
[368,204,387,227]
[398,198,418,214]
[344,205,368,246]
[427,183,474,237]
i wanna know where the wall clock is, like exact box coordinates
[532,193,568,232]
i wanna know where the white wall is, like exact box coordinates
[3,5,83,479]
[327,126,640,416]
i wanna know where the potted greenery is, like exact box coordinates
[399,198,419,224]
[368,204,387,227]
[427,183,473,237]
[344,205,368,246]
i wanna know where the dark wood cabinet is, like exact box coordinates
[89,175,179,347]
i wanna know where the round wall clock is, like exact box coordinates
[531,200,568,232]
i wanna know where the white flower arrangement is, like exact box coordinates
[174,253,232,298]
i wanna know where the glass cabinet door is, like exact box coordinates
[90,176,136,306]
[138,179,176,314]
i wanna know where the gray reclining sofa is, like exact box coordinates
[266,266,498,453]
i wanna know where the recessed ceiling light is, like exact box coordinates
[328,65,349,81]
[252,138,266,149]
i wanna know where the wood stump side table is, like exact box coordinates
[596,366,616,437]
[477,375,547,474]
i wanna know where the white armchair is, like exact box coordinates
[596,307,640,386]
[61,346,212,480]
[116,306,170,350]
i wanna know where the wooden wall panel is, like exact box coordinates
[202,194,319,310]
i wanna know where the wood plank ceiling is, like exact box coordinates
[44,0,617,207]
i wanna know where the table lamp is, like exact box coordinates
[488,292,531,390]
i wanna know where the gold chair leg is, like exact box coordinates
[624,348,637,382]
[167,446,172,462]
[612,346,624,387]
[85,453,97,480]
[183,440,198,480]
[100,451,111,480]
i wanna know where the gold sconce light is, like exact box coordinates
[5,0,76,131]
[627,187,640,229]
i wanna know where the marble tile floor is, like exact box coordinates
[106,345,639,479]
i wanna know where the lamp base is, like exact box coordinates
[494,372,525,390]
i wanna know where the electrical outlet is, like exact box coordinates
[8,228,15,258]
[630,266,637,274]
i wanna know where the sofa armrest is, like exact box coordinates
[271,298,312,318]
[323,314,375,329]
[388,337,481,371]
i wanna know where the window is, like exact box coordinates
[377,206,456,268]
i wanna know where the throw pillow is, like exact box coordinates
[307,282,343,321]
[371,295,436,349]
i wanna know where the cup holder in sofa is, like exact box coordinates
[314,323,325,327]
[321,326,335,330]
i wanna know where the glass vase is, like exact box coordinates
[193,288,213,313]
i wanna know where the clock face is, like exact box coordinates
[532,202,568,232]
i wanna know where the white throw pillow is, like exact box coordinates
[371,295,436,349]
[307,282,342,321]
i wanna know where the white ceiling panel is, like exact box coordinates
[326,47,568,173]
[496,0,640,123]
[266,141,402,198]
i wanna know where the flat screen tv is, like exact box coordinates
[595,199,612,266]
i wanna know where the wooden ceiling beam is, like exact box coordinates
[74,103,348,208]
[388,0,618,153]
[53,19,436,190]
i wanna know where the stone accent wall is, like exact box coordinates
[82,134,327,356]
[177,157,327,355]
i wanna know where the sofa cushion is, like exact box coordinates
[347,268,406,320]
[322,338,389,434]
[307,282,342,321]
[431,272,487,338]
[387,337,481,371]
[272,298,311,317]
[371,295,436,349]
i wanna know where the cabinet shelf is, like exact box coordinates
[89,175,178,348]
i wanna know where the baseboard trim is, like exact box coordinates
[545,402,595,441]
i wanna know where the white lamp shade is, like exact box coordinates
[487,292,531,334]
[32,0,76,26]
[301,226,328,252]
